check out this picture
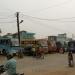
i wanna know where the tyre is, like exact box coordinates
[2,49,7,55]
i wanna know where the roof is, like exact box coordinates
[0,37,10,40]
[2,33,12,37]
[12,30,35,35]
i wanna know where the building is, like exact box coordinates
[2,33,13,39]
[2,31,35,40]
[12,31,35,40]
[57,33,67,45]
[48,36,57,41]
[48,34,72,48]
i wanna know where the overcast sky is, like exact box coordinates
[0,0,75,38]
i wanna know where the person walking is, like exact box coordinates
[68,51,74,67]
[32,45,36,57]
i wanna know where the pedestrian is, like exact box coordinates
[32,45,36,57]
[39,46,44,59]
[4,54,17,75]
[18,48,23,58]
[68,51,74,67]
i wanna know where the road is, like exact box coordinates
[0,53,75,75]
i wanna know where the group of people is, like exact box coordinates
[32,43,44,59]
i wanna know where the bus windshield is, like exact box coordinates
[0,38,12,46]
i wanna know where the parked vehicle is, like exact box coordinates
[56,41,64,53]
[67,40,75,53]
[0,38,22,55]
[47,41,57,53]
[21,39,48,56]
[47,41,64,53]
[23,44,33,56]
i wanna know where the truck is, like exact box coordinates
[48,36,64,53]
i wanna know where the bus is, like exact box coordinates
[68,40,75,53]
[21,39,48,55]
[0,38,20,55]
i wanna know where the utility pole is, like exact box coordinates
[16,12,24,58]
[16,12,20,47]
[72,34,75,40]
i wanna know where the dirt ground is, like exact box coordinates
[0,53,75,75]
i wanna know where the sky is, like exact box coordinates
[0,0,75,39]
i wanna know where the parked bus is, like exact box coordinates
[21,39,48,56]
[0,38,21,55]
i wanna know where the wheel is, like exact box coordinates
[2,49,7,55]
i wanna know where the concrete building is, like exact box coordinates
[12,31,35,40]
[3,31,35,40]
[48,36,57,41]
[57,33,67,45]
[48,33,72,48]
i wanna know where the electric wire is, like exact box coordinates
[21,0,72,14]
[0,19,16,23]
[0,13,16,23]
[21,14,75,36]
[0,15,16,19]
[21,14,75,22]
[22,15,73,35]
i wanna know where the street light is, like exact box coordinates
[20,20,23,24]
[16,12,23,47]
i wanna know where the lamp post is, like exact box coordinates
[16,12,24,58]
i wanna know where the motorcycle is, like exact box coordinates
[0,65,5,74]
[0,65,24,75]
